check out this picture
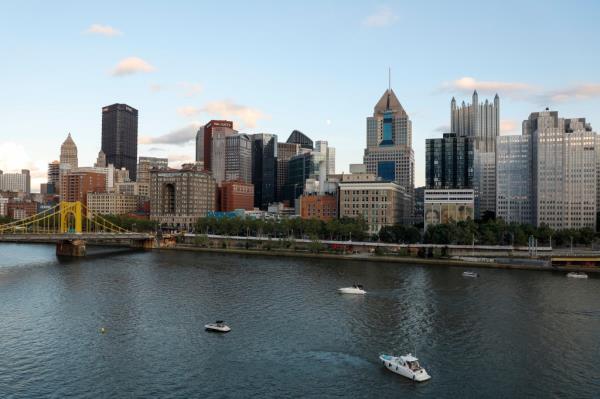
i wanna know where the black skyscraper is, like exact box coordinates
[101,103,138,180]
[251,134,277,210]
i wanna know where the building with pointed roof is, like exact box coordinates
[286,130,313,150]
[60,133,78,170]
[363,87,415,223]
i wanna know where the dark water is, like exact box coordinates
[0,244,599,398]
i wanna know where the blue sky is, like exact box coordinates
[1,0,600,191]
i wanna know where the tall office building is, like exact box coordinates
[425,133,474,189]
[60,133,78,171]
[286,130,313,150]
[285,142,333,205]
[528,111,597,229]
[315,140,336,174]
[496,135,533,224]
[201,120,237,175]
[225,134,252,183]
[251,133,277,209]
[450,92,500,217]
[363,87,415,215]
[451,91,500,152]
[0,170,30,194]
[47,161,60,186]
[101,103,138,180]
[276,142,301,203]
[95,150,107,168]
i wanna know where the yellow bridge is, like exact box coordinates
[0,201,154,256]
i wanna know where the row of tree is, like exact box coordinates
[195,216,369,241]
[379,219,596,247]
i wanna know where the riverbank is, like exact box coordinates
[165,244,600,274]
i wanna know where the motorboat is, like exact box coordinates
[566,272,589,279]
[462,271,479,278]
[338,284,366,295]
[379,353,431,382]
[205,320,231,333]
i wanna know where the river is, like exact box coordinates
[0,243,598,398]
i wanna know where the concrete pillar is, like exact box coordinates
[56,239,86,257]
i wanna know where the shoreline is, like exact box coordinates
[163,244,600,274]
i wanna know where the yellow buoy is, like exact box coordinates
[100,327,107,334]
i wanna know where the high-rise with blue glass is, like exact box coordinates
[363,88,415,222]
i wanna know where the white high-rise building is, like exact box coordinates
[496,135,533,224]
[0,169,30,194]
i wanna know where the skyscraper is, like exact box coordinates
[101,103,138,180]
[201,120,237,176]
[450,92,500,217]
[47,161,60,186]
[225,133,252,183]
[425,133,474,189]
[252,133,277,209]
[496,135,533,224]
[363,87,415,216]
[286,130,313,150]
[60,133,78,171]
[276,142,301,203]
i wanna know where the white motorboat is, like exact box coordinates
[379,353,431,382]
[205,320,231,333]
[462,271,479,278]
[338,284,366,295]
[566,272,589,279]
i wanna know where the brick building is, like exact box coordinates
[219,181,254,212]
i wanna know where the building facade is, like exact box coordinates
[276,142,301,203]
[137,156,168,184]
[286,130,313,150]
[87,192,138,216]
[101,103,138,180]
[219,180,254,212]
[529,111,597,229]
[451,91,500,153]
[60,133,78,171]
[149,164,216,229]
[496,135,533,224]
[425,133,474,189]
[424,189,475,227]
[338,173,411,234]
[201,120,236,175]
[60,171,106,207]
[363,88,415,217]
[299,193,337,221]
[251,133,278,210]
[225,134,252,183]
[0,170,30,194]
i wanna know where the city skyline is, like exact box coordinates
[2,1,600,191]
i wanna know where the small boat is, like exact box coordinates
[566,272,589,279]
[205,320,231,333]
[338,283,366,295]
[462,271,479,278]
[379,353,431,382]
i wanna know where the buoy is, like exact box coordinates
[100,327,107,334]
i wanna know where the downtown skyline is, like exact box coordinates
[2,1,600,191]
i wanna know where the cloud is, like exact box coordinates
[150,84,163,92]
[85,24,122,36]
[362,6,398,27]
[326,119,332,126]
[200,100,267,128]
[177,106,201,117]
[441,77,534,98]
[139,123,202,146]
[111,57,155,76]
[179,82,203,97]
[0,142,49,193]
[540,84,600,103]
[500,119,518,134]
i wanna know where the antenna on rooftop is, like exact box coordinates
[388,67,391,91]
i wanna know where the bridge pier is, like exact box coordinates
[56,239,87,257]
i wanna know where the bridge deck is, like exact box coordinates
[0,233,153,242]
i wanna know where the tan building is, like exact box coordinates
[87,192,138,216]
[149,164,216,229]
[338,174,411,235]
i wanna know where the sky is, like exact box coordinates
[2,0,600,192]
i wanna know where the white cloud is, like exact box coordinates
[177,106,201,117]
[111,57,155,76]
[500,119,518,134]
[85,24,122,36]
[541,83,600,103]
[139,123,202,145]
[326,119,332,126]
[200,100,267,129]
[179,82,203,97]
[441,77,534,98]
[150,84,163,93]
[362,6,398,27]
[0,142,49,192]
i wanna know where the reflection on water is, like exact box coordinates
[0,243,598,398]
